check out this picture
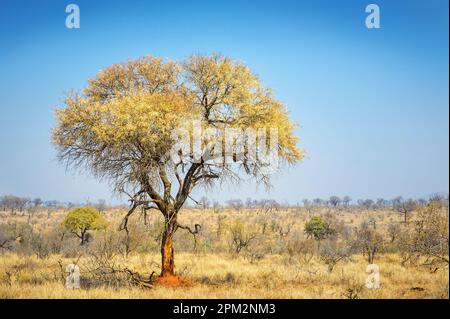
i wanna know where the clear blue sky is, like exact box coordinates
[0,0,448,204]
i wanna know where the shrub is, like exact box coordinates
[286,238,315,265]
[0,222,33,253]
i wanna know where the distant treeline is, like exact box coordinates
[0,195,119,213]
[0,193,448,213]
[194,194,449,211]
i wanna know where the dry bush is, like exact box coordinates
[243,237,271,264]
[353,222,384,264]
[341,281,365,299]
[80,233,154,289]
[286,238,316,265]
[319,239,350,273]
[228,220,257,254]
[0,222,33,253]
[397,202,449,271]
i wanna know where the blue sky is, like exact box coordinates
[0,0,448,204]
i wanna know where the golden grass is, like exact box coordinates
[0,207,448,299]
[0,252,447,299]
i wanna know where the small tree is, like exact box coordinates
[362,199,375,210]
[304,216,335,244]
[198,196,210,210]
[387,223,401,243]
[319,240,349,273]
[342,196,352,208]
[328,196,341,207]
[376,198,387,209]
[354,222,384,264]
[302,199,313,213]
[32,198,43,208]
[226,199,244,212]
[61,207,107,245]
[394,198,417,224]
[313,198,324,207]
[229,221,257,254]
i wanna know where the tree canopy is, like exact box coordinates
[304,216,335,241]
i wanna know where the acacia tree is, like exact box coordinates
[53,54,303,277]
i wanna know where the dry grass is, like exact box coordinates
[0,252,447,299]
[0,207,448,299]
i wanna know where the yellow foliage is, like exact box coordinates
[53,54,303,177]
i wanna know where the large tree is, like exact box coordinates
[53,54,303,277]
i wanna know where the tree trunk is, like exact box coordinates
[80,229,87,246]
[161,216,177,277]
[368,249,375,264]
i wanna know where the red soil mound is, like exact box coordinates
[154,275,192,287]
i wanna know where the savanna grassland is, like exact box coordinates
[0,202,448,299]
